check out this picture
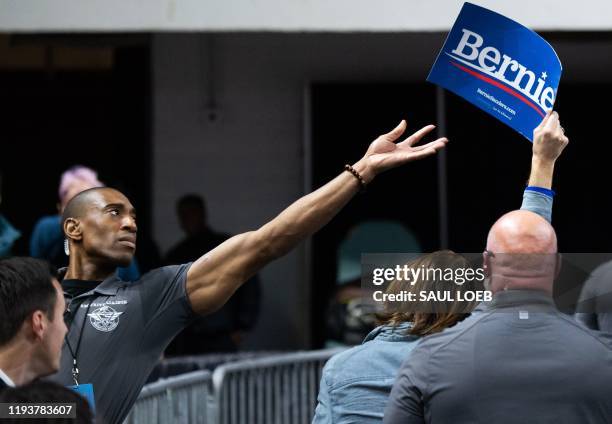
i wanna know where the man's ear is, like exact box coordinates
[482,250,491,277]
[30,310,46,341]
[64,218,83,241]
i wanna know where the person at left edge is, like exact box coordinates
[0,258,67,389]
[49,121,448,424]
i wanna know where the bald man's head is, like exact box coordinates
[487,210,557,255]
[485,210,559,294]
[62,187,137,269]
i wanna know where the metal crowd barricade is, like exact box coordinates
[124,370,213,424]
[212,348,344,424]
[147,352,283,383]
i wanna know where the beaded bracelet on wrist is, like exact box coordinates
[344,164,367,191]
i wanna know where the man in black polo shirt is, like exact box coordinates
[51,121,447,424]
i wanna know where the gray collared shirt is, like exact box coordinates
[50,263,194,424]
[384,290,612,423]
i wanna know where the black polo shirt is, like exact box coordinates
[50,263,195,424]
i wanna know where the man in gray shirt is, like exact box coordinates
[50,121,448,424]
[384,113,612,423]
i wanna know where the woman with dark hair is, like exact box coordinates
[312,250,478,424]
[376,251,479,336]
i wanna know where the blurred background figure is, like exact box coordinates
[29,165,140,280]
[325,220,421,347]
[164,194,261,355]
[0,171,21,258]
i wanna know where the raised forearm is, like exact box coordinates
[255,122,446,261]
[528,157,555,189]
[187,161,368,315]
[186,122,446,315]
[257,159,370,260]
[529,110,568,189]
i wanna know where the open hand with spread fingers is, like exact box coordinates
[354,120,448,183]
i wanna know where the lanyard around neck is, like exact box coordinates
[64,296,94,385]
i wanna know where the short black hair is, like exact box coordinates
[0,381,93,423]
[0,257,58,346]
[61,187,108,228]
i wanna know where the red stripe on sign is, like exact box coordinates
[450,61,546,118]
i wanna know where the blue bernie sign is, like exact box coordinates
[427,2,562,141]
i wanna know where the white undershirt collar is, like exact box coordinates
[0,368,16,387]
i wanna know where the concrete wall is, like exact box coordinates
[152,32,612,349]
[3,0,612,32]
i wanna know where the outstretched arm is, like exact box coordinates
[186,121,447,315]
[520,111,569,223]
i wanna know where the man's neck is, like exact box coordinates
[492,283,553,295]
[64,255,115,281]
[0,342,37,386]
[490,272,554,295]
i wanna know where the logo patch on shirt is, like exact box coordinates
[87,305,124,332]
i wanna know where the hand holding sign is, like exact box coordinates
[533,111,569,163]
[528,111,569,189]
[428,2,562,141]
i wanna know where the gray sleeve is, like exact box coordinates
[383,346,428,424]
[520,189,553,223]
[138,263,196,348]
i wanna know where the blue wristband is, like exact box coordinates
[525,186,555,198]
